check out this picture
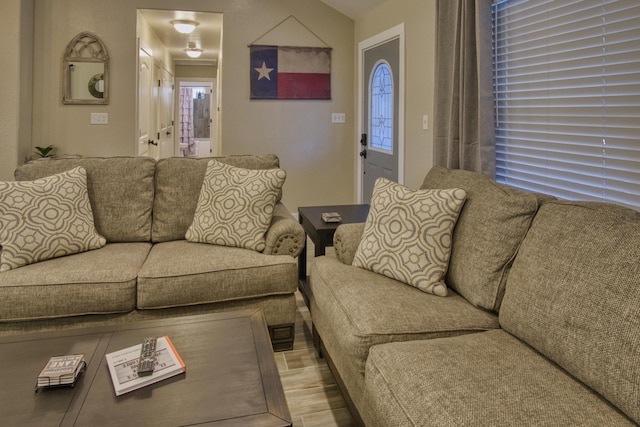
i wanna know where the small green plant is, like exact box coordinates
[34,145,55,158]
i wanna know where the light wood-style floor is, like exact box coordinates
[276,291,354,426]
[275,242,355,426]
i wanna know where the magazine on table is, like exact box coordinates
[105,336,186,396]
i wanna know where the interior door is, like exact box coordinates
[361,37,400,204]
[147,62,162,159]
[138,47,153,157]
[158,67,174,158]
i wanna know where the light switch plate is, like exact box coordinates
[91,112,108,125]
[332,113,346,124]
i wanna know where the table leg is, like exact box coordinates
[298,234,307,282]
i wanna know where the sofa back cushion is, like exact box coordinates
[500,200,640,424]
[421,166,541,311]
[152,154,281,242]
[15,157,155,242]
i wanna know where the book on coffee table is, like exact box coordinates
[37,354,86,389]
[105,335,186,396]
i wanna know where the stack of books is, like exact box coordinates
[37,354,86,389]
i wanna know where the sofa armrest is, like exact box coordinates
[334,222,365,265]
[263,202,305,258]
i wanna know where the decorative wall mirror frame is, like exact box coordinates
[63,32,109,105]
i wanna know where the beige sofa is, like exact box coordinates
[0,154,304,351]
[310,166,639,425]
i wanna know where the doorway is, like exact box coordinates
[136,9,222,159]
[176,79,218,157]
[357,24,405,204]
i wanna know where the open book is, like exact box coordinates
[105,336,185,396]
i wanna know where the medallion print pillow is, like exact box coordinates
[185,160,286,252]
[352,178,466,296]
[0,166,106,271]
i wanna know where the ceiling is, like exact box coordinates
[138,9,222,66]
[319,0,387,19]
[138,2,383,67]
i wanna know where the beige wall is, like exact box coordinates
[175,65,217,79]
[356,0,436,190]
[137,11,174,76]
[24,0,354,210]
[0,0,33,180]
[3,0,438,209]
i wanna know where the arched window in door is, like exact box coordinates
[369,61,394,153]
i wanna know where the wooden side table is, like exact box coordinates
[298,204,370,307]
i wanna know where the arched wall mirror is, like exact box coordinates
[63,32,109,105]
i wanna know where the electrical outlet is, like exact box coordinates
[332,113,346,124]
[91,112,108,125]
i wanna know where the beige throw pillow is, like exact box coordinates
[352,178,466,296]
[0,166,106,271]
[185,160,286,252]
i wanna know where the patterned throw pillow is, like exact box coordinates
[185,160,286,252]
[0,166,106,271]
[352,178,466,296]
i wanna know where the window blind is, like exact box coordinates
[492,0,640,209]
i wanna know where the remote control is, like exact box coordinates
[137,337,157,377]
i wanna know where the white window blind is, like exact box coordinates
[492,0,640,209]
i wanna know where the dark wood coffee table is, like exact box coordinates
[298,204,370,307]
[0,309,291,426]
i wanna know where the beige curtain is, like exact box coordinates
[433,0,495,178]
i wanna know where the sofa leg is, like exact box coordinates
[268,323,295,351]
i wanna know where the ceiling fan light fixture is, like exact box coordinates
[184,41,204,58]
[171,19,199,34]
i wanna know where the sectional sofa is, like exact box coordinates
[0,154,304,351]
[310,166,639,425]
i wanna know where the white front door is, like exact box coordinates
[358,25,405,204]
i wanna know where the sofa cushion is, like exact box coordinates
[152,155,281,242]
[0,243,151,320]
[500,200,640,424]
[14,157,156,242]
[363,330,636,426]
[185,160,286,252]
[310,256,500,380]
[0,167,106,271]
[352,178,466,296]
[136,240,297,309]
[421,166,541,311]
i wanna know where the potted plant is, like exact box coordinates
[34,145,55,159]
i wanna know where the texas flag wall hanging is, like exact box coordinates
[250,45,331,100]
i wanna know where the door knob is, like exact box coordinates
[359,149,367,159]
[147,139,158,146]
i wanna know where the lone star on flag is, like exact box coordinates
[254,62,274,80]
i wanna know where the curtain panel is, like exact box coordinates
[179,87,195,156]
[433,0,495,177]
